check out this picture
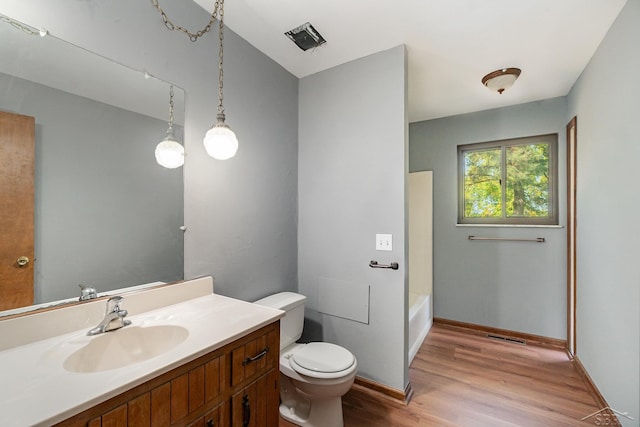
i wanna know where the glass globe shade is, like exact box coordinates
[484,74,517,93]
[203,124,238,160]
[155,138,185,169]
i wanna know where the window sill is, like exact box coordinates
[456,223,564,229]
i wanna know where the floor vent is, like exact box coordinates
[487,334,526,345]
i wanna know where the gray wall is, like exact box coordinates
[0,72,183,302]
[567,0,639,423]
[410,97,568,339]
[299,46,408,391]
[1,0,299,302]
[9,1,637,418]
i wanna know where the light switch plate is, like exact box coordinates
[376,234,392,251]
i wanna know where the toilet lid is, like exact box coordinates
[291,342,355,374]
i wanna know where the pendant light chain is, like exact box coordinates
[217,0,225,115]
[150,0,226,115]
[168,85,175,128]
[150,0,220,42]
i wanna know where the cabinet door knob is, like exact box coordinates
[17,256,29,267]
[206,419,215,427]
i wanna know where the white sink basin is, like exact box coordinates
[63,325,189,373]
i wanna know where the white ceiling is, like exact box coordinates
[195,0,627,123]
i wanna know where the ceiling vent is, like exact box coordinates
[285,22,326,51]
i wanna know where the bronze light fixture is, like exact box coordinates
[482,68,522,94]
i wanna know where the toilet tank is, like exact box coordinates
[254,292,306,350]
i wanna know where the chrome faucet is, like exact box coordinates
[87,296,131,336]
[78,284,97,301]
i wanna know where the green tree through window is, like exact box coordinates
[458,134,558,225]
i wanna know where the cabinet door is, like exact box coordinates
[231,370,279,427]
[186,402,225,427]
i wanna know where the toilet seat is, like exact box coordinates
[289,342,355,379]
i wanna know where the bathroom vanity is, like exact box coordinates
[0,277,283,426]
[57,322,280,427]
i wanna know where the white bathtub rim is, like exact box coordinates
[408,293,432,365]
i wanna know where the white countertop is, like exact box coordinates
[0,290,283,426]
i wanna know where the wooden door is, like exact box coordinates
[0,110,35,311]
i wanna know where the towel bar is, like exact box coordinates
[468,235,545,243]
[369,260,399,270]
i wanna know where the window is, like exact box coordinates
[458,134,558,225]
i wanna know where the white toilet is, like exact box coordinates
[254,292,357,427]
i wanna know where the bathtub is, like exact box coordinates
[408,292,432,365]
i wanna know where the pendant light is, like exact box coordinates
[152,0,237,160]
[155,85,185,168]
[203,0,238,160]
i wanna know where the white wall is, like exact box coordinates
[298,46,409,391]
[568,0,640,423]
[0,0,299,302]
[409,98,568,339]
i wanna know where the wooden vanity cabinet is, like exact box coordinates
[231,370,280,427]
[55,321,280,427]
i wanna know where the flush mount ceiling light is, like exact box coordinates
[152,0,238,160]
[155,85,185,169]
[482,68,522,94]
[285,22,326,51]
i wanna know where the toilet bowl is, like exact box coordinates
[254,292,357,427]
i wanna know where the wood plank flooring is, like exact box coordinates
[281,323,607,426]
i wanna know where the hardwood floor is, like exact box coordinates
[280,323,607,426]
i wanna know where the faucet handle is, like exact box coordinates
[78,284,97,301]
[106,296,124,312]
